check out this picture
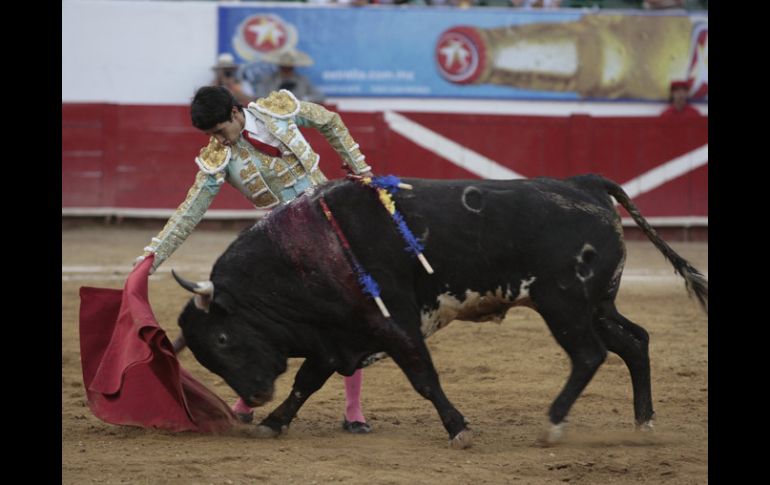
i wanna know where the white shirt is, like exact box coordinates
[242,108,281,147]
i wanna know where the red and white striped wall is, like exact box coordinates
[63,1,707,235]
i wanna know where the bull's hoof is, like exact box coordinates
[636,412,656,432]
[537,422,566,447]
[254,424,286,438]
[449,428,473,449]
[636,419,655,432]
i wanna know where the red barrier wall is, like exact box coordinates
[62,103,707,218]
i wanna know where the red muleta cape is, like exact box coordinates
[78,255,238,432]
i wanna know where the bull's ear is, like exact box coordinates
[209,292,235,315]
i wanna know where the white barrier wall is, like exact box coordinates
[62,0,218,104]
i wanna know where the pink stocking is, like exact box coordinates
[344,369,366,423]
[231,397,252,415]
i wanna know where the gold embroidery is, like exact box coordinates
[309,170,328,185]
[272,158,288,172]
[299,102,334,124]
[198,137,229,172]
[292,143,307,158]
[270,123,295,144]
[342,133,355,148]
[143,171,220,269]
[255,91,300,118]
[262,118,279,133]
[239,148,250,160]
[252,151,274,167]
[253,190,279,208]
[295,103,370,174]
[246,178,265,193]
[262,117,296,146]
[239,163,258,180]
[278,169,295,187]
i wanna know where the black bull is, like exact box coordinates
[173,175,707,449]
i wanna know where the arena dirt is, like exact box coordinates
[62,226,707,484]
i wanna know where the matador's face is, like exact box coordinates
[205,107,245,147]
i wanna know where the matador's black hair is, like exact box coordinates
[190,86,243,131]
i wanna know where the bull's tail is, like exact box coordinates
[600,177,708,314]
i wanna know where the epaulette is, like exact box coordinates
[195,136,231,174]
[251,89,300,119]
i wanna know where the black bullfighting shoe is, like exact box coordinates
[342,418,372,434]
[235,410,254,424]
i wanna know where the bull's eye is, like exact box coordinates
[217,333,228,345]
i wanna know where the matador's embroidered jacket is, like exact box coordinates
[142,90,371,270]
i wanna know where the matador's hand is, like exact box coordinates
[133,254,156,275]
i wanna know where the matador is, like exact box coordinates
[139,88,371,271]
[136,86,373,433]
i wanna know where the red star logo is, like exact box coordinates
[243,16,288,54]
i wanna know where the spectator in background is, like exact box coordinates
[306,0,370,5]
[253,49,326,103]
[660,80,701,119]
[643,0,685,8]
[511,0,561,7]
[211,53,255,106]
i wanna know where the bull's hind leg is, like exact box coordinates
[535,295,608,444]
[254,359,334,438]
[594,300,655,429]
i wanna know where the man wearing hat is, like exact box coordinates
[212,53,255,106]
[135,86,374,433]
[254,48,325,103]
[660,80,701,118]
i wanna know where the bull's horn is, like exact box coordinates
[171,269,214,296]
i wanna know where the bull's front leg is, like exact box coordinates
[378,324,473,449]
[254,359,334,438]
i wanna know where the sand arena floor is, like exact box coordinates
[62,225,707,484]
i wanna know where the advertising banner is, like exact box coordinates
[218,6,707,102]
